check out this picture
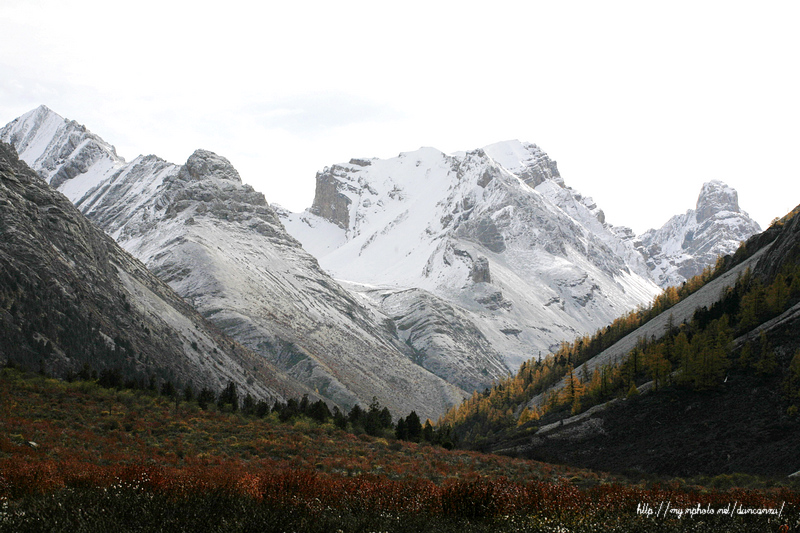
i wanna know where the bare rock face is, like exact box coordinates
[310,170,352,229]
[456,216,506,253]
[362,287,509,392]
[752,205,800,283]
[696,180,740,223]
[470,256,492,283]
[518,153,562,188]
[178,149,241,183]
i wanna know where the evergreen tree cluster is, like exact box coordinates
[16,357,457,449]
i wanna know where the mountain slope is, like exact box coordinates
[445,208,800,477]
[0,141,313,401]
[2,107,466,420]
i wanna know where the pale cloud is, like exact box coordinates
[241,94,403,135]
[1,0,799,229]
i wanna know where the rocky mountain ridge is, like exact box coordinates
[0,140,314,402]
[635,180,762,287]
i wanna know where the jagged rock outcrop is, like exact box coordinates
[636,180,762,287]
[354,286,509,392]
[310,171,352,229]
[0,141,313,401]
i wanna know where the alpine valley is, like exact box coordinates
[1,106,762,421]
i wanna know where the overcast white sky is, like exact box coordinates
[1,0,798,233]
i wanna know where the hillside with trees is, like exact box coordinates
[441,205,800,477]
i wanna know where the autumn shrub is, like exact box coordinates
[439,477,515,518]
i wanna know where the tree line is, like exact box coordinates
[29,360,457,449]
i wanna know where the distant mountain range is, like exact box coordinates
[0,106,762,419]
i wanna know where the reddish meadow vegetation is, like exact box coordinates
[1,368,798,532]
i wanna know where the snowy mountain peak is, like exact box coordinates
[178,149,242,183]
[482,139,564,188]
[3,106,470,420]
[0,104,124,202]
[636,180,760,287]
[696,179,741,222]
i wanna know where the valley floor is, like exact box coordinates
[1,368,798,532]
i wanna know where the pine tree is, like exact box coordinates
[738,341,754,370]
[689,320,728,389]
[255,399,270,418]
[755,331,778,376]
[348,404,365,432]
[560,364,586,415]
[422,420,435,443]
[197,387,216,410]
[766,273,790,315]
[395,417,408,440]
[241,393,256,415]
[160,380,176,398]
[308,399,331,424]
[183,382,195,403]
[738,280,766,331]
[405,411,422,442]
[646,344,671,390]
[517,406,539,426]
[217,381,238,412]
[673,331,691,385]
[782,349,800,406]
[332,406,347,430]
[299,394,310,415]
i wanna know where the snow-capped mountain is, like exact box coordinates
[635,180,762,287]
[281,141,761,371]
[1,106,467,421]
[281,141,664,370]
